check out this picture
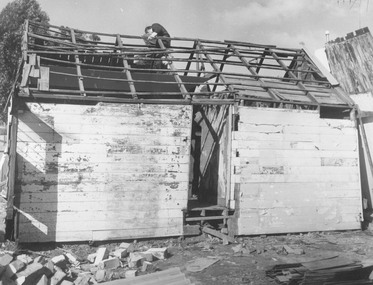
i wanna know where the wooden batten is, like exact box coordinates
[233,107,362,235]
[15,102,192,242]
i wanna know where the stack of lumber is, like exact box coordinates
[266,256,373,284]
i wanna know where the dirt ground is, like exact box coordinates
[6,227,373,284]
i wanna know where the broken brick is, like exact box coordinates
[16,254,33,265]
[141,261,154,272]
[139,252,153,262]
[51,255,66,265]
[50,269,66,285]
[0,254,13,267]
[73,275,91,285]
[94,248,109,266]
[95,269,106,283]
[128,252,145,268]
[98,257,121,270]
[15,263,43,280]
[86,253,96,263]
[119,242,134,253]
[124,269,138,278]
[145,248,168,260]
[64,253,79,267]
[36,275,48,285]
[112,248,128,259]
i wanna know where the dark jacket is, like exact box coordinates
[151,23,171,48]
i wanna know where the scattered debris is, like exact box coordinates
[0,242,177,284]
[283,245,305,255]
[185,257,221,272]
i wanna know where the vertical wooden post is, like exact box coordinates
[6,101,17,220]
[22,20,29,61]
[227,104,235,209]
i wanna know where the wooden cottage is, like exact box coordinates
[325,28,373,217]
[1,21,363,242]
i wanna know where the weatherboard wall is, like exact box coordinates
[15,102,192,242]
[233,107,362,235]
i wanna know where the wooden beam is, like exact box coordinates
[357,109,373,206]
[255,48,269,74]
[157,39,191,100]
[269,49,319,104]
[183,40,197,76]
[20,91,235,105]
[229,44,282,101]
[7,113,17,220]
[70,28,86,96]
[198,41,235,99]
[116,34,137,99]
[22,20,29,61]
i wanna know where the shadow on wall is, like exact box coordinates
[14,105,62,242]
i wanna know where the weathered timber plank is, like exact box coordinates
[16,181,188,194]
[237,149,359,159]
[18,199,188,213]
[17,141,190,156]
[238,182,361,194]
[16,181,189,194]
[16,151,189,164]
[233,139,357,151]
[238,197,362,209]
[234,129,357,143]
[235,156,358,167]
[18,209,184,223]
[237,218,360,235]
[25,102,192,117]
[17,171,189,183]
[238,206,361,220]
[19,160,190,175]
[18,121,190,137]
[17,226,183,243]
[238,107,355,127]
[234,172,360,183]
[18,189,188,203]
[17,131,190,146]
[19,217,183,232]
[234,124,356,136]
[18,111,192,128]
[237,165,359,176]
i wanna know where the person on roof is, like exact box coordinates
[144,23,171,48]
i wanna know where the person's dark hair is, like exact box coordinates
[145,26,152,33]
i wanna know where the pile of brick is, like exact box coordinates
[0,242,174,284]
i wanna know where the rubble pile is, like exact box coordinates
[0,242,190,285]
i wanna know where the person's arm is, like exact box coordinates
[148,31,157,39]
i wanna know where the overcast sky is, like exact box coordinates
[0,0,372,54]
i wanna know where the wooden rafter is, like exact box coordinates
[269,49,319,104]
[157,39,190,100]
[229,44,282,101]
[18,20,353,108]
[70,28,86,96]
[198,41,235,99]
[116,34,137,99]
